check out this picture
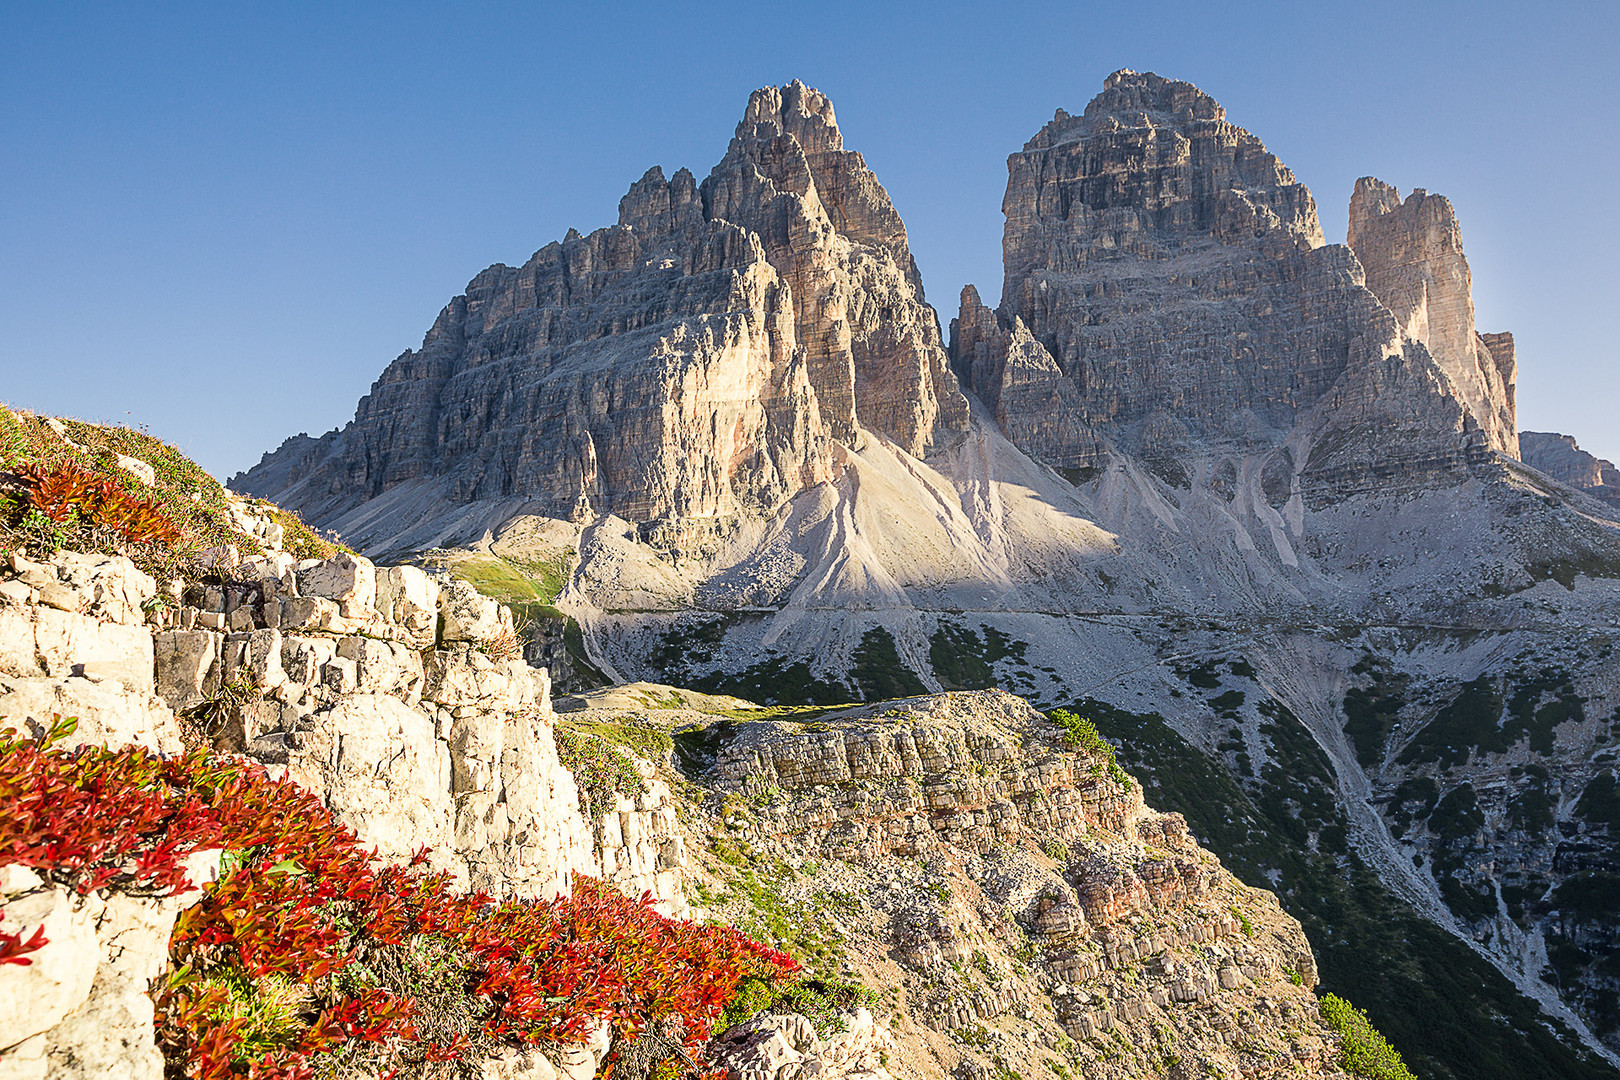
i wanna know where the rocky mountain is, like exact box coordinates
[239,81,964,551]
[1521,430,1620,509]
[236,72,1620,1078]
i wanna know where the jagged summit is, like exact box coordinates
[956,70,1462,481]
[235,81,967,546]
[1348,176,1518,456]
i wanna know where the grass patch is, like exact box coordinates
[552,716,672,819]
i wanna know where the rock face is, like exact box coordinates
[1521,430,1620,509]
[0,507,690,1075]
[1347,177,1518,457]
[950,69,1491,491]
[0,858,218,1080]
[235,81,967,550]
[688,691,1352,1080]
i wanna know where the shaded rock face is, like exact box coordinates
[1348,177,1518,457]
[957,69,1361,464]
[949,69,1494,497]
[235,81,966,542]
[1521,430,1620,508]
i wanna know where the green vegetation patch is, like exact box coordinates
[1508,766,1555,835]
[552,716,672,819]
[1552,873,1620,928]
[1429,784,1485,844]
[1401,668,1585,769]
[1343,654,1408,768]
[0,406,340,574]
[693,656,849,706]
[1046,709,1132,787]
[1320,993,1417,1080]
[849,627,927,702]
[1398,677,1505,769]
[929,622,1029,691]
[1577,772,1620,829]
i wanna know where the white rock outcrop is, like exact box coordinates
[0,537,687,1075]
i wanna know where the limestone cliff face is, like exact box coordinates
[235,81,967,543]
[1348,177,1518,457]
[1521,430,1620,508]
[959,69,1364,465]
[679,691,1355,1080]
[950,69,1499,495]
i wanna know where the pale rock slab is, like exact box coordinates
[1348,176,1518,457]
[283,694,458,878]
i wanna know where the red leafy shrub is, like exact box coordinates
[15,461,186,548]
[0,723,797,1079]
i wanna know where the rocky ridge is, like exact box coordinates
[238,80,966,552]
[1520,430,1620,510]
[0,499,675,1079]
[572,691,1357,1080]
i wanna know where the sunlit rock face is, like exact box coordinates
[1348,176,1518,458]
[951,68,1497,495]
[235,80,967,543]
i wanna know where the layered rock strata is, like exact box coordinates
[1347,177,1518,457]
[235,81,967,548]
[949,69,1500,498]
[683,691,1352,1080]
[1520,430,1620,509]
[0,503,686,1076]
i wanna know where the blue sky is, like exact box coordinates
[3,1,1616,476]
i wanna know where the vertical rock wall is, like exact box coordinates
[1348,176,1519,457]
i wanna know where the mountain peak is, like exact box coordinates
[737,79,843,154]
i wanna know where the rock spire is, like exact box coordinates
[1348,177,1518,457]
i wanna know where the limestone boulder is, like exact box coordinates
[0,675,180,754]
[423,645,535,711]
[438,580,505,644]
[296,553,377,618]
[282,694,456,876]
[152,629,221,712]
[375,565,440,646]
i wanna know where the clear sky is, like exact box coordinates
[3,1,1616,477]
